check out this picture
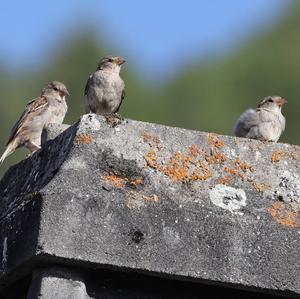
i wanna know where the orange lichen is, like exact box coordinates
[271,150,284,163]
[271,149,300,163]
[163,152,212,182]
[143,194,159,203]
[268,202,300,228]
[188,145,200,157]
[216,175,233,186]
[164,151,191,181]
[142,132,215,182]
[213,154,272,192]
[144,149,163,171]
[206,151,228,164]
[221,157,256,182]
[75,133,93,144]
[130,178,144,187]
[224,166,246,181]
[102,174,127,188]
[207,133,224,148]
[234,157,255,172]
[142,131,163,149]
[142,131,151,142]
[144,147,212,182]
[189,160,212,181]
[102,174,143,189]
[251,181,270,192]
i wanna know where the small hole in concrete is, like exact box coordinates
[277,195,284,202]
[130,230,145,244]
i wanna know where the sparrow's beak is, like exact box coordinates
[64,87,70,96]
[60,88,70,97]
[115,57,126,65]
[276,98,287,107]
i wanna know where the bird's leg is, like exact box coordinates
[106,113,122,127]
[114,113,124,121]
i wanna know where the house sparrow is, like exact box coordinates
[233,96,286,142]
[84,56,125,125]
[0,81,69,164]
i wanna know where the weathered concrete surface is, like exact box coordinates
[27,267,91,299]
[0,114,299,297]
[41,123,70,145]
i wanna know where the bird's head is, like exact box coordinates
[97,56,126,72]
[257,96,287,111]
[42,81,70,99]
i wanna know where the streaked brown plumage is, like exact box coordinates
[0,81,69,164]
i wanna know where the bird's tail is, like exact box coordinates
[0,140,18,165]
[233,109,256,137]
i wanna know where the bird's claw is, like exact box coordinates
[114,113,124,121]
[106,113,123,127]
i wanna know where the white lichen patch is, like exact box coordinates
[276,170,300,204]
[81,114,101,131]
[209,184,247,213]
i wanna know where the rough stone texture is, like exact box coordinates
[27,267,90,299]
[0,114,299,298]
[41,123,70,145]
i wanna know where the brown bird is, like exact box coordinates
[233,96,286,142]
[0,81,69,164]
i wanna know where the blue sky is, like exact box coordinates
[0,0,291,77]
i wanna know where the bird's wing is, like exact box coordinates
[84,74,95,113]
[114,88,125,114]
[7,96,49,145]
[233,109,258,137]
[84,74,93,96]
[112,76,125,114]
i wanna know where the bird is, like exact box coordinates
[0,81,69,164]
[233,96,287,142]
[84,56,126,126]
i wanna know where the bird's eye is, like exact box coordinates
[268,98,274,102]
[108,58,113,62]
[53,87,58,91]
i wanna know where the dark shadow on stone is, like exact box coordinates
[0,123,78,220]
[0,123,78,292]
[83,267,293,299]
[0,274,31,299]
[0,189,43,285]
[98,148,147,190]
